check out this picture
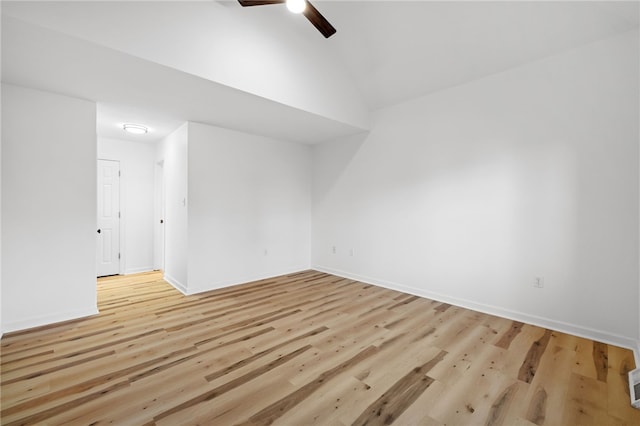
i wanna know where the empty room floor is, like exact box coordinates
[1,271,639,425]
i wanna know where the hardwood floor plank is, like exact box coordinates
[1,344,190,420]
[427,340,520,425]
[434,302,452,312]
[351,350,447,426]
[3,380,131,426]
[204,326,328,382]
[1,328,150,375]
[495,321,524,349]
[593,340,609,383]
[517,329,553,383]
[484,382,519,426]
[128,327,275,383]
[278,375,369,426]
[1,349,116,386]
[521,343,580,425]
[525,385,547,425]
[562,372,608,425]
[61,345,257,426]
[152,344,313,422]
[385,379,447,426]
[1,270,637,425]
[239,345,380,425]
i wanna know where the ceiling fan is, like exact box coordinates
[238,0,337,38]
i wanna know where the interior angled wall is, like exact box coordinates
[160,123,189,292]
[1,84,97,332]
[0,8,3,336]
[0,41,3,336]
[312,30,640,350]
[187,122,311,293]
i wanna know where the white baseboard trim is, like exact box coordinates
[313,265,640,364]
[163,273,188,295]
[124,266,155,275]
[165,267,310,296]
[2,306,100,334]
[187,266,310,295]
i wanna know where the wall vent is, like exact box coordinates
[630,368,640,409]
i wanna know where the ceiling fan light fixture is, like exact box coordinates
[286,0,306,14]
[123,123,148,135]
[238,0,335,38]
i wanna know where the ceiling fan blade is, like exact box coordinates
[238,0,285,6]
[302,1,336,38]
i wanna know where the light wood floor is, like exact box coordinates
[1,271,639,425]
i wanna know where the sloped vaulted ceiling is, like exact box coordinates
[2,0,370,143]
[2,1,639,143]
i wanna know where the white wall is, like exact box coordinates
[187,122,311,293]
[98,137,156,274]
[1,84,97,332]
[159,123,189,292]
[0,14,3,336]
[0,119,2,335]
[312,30,640,349]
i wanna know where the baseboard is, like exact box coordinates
[124,266,155,275]
[2,306,99,334]
[187,266,310,295]
[163,273,188,295]
[313,265,640,362]
[164,266,310,296]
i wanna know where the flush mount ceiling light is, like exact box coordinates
[123,123,148,135]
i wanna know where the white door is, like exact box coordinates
[97,159,121,277]
[154,161,165,271]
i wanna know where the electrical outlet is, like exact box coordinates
[533,277,544,288]
[332,246,336,254]
[264,249,268,256]
[349,248,354,256]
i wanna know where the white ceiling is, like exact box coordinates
[322,1,640,109]
[2,1,639,144]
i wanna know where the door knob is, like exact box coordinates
[97,229,101,234]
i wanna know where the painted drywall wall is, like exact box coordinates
[159,124,189,292]
[187,122,311,293]
[0,8,3,337]
[312,30,640,349]
[1,84,97,332]
[0,29,3,337]
[98,137,156,275]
